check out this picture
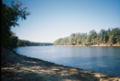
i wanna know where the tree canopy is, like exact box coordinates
[54,28,120,46]
[2,1,29,49]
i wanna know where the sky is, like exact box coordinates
[3,0,120,43]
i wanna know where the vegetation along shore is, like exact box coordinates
[54,43,120,47]
[54,28,120,47]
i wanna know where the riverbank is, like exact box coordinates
[54,43,120,47]
[2,48,120,81]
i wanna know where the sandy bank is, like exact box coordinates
[54,43,120,47]
[1,48,120,81]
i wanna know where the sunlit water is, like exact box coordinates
[15,46,120,76]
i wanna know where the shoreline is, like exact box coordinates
[54,44,120,47]
[2,48,120,81]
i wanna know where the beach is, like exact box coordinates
[2,48,120,81]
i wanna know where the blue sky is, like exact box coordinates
[3,0,120,43]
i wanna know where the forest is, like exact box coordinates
[54,28,120,46]
[17,40,53,46]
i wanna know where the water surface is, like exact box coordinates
[15,46,120,76]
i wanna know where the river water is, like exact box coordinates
[15,46,120,76]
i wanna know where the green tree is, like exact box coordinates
[98,29,108,43]
[71,34,77,45]
[87,30,97,44]
[54,28,120,46]
[111,28,120,44]
[2,1,29,49]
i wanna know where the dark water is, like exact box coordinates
[15,46,120,76]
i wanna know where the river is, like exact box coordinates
[15,46,120,77]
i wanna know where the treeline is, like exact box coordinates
[54,28,120,46]
[17,40,53,46]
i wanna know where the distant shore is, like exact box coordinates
[54,43,120,47]
[2,48,120,81]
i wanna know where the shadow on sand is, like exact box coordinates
[2,48,120,81]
